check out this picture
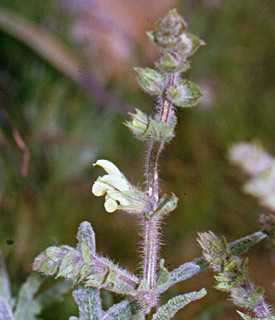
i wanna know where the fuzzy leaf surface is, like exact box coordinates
[134,67,165,95]
[125,109,176,143]
[0,297,15,320]
[33,222,139,296]
[76,221,96,256]
[71,285,103,320]
[0,252,11,304]
[152,289,207,320]
[103,300,144,320]
[14,274,42,320]
[158,231,266,293]
[157,262,199,294]
[167,80,203,108]
[229,231,267,255]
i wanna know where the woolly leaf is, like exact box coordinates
[103,300,144,320]
[76,221,96,261]
[125,109,176,143]
[167,80,203,108]
[134,68,165,95]
[14,274,42,320]
[156,259,170,287]
[152,289,207,320]
[147,193,178,219]
[179,33,205,57]
[0,252,12,304]
[158,230,266,294]
[156,51,190,73]
[157,262,200,294]
[34,241,139,296]
[0,297,14,320]
[229,231,267,256]
[71,285,103,320]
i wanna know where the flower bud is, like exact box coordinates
[148,9,187,50]
[147,8,205,61]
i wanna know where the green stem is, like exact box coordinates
[142,74,175,294]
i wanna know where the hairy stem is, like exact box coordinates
[142,75,175,291]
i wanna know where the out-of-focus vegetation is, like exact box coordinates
[0,0,274,319]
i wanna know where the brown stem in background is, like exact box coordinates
[0,106,30,177]
[0,8,134,115]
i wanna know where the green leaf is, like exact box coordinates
[229,231,267,256]
[134,68,165,95]
[179,33,206,57]
[157,262,200,294]
[14,274,42,320]
[167,80,203,108]
[158,231,267,294]
[156,259,170,287]
[76,221,97,258]
[0,252,12,304]
[147,193,178,219]
[71,285,103,320]
[156,52,190,73]
[152,289,207,320]
[125,108,176,142]
[33,223,139,296]
[103,300,143,320]
[0,297,15,320]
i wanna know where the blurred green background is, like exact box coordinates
[0,0,274,319]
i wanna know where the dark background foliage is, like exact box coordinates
[0,0,274,319]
